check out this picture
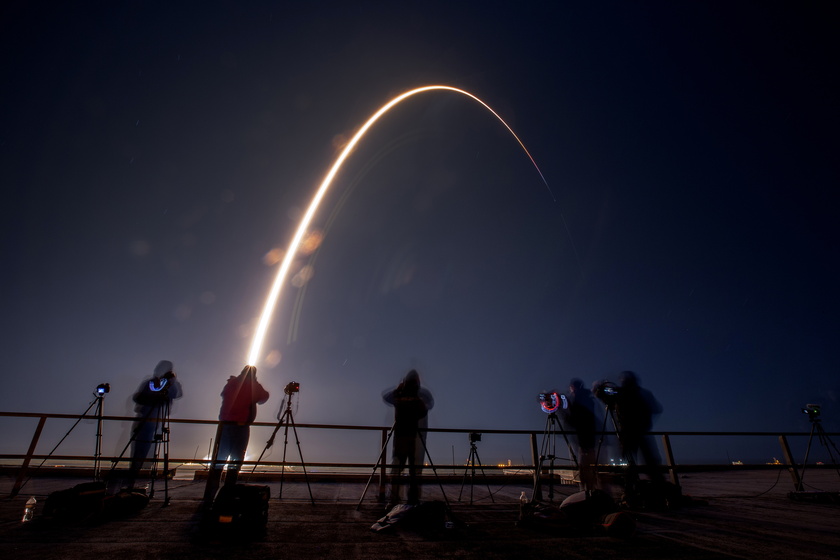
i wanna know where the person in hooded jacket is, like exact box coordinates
[203,365,269,503]
[382,369,434,505]
[564,377,599,491]
[613,370,664,484]
[126,360,183,490]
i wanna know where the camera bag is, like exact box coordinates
[206,483,270,539]
[43,481,106,522]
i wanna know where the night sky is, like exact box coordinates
[2,2,838,467]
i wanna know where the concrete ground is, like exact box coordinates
[1,469,838,559]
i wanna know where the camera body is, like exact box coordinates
[539,391,564,413]
[802,403,821,420]
[593,381,619,404]
[469,432,481,443]
[284,381,300,395]
[96,383,110,395]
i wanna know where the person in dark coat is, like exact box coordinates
[382,370,434,505]
[126,360,183,490]
[203,365,269,502]
[564,378,599,490]
[613,370,664,483]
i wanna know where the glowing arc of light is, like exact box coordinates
[246,85,550,366]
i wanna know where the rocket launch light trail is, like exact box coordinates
[246,85,551,367]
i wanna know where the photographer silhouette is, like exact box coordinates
[126,360,183,490]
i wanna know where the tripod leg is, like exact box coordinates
[416,430,449,508]
[110,403,161,489]
[473,448,495,503]
[14,398,104,498]
[544,417,557,501]
[94,396,104,482]
[594,405,611,469]
[246,420,284,481]
[532,414,554,501]
[287,412,314,505]
[202,423,225,503]
[815,426,840,470]
[469,449,475,505]
[554,417,578,468]
[162,402,171,506]
[148,411,165,500]
[357,423,395,510]
[458,447,473,502]
[798,423,818,490]
[279,411,291,499]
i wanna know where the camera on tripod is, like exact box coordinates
[593,381,619,404]
[284,381,300,395]
[538,391,566,413]
[469,432,481,443]
[802,404,821,421]
[96,383,110,395]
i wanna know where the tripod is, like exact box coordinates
[93,391,106,481]
[147,399,172,505]
[532,413,578,502]
[251,390,314,504]
[595,402,640,473]
[110,396,173,505]
[356,422,449,510]
[11,386,109,497]
[458,433,494,504]
[796,414,840,492]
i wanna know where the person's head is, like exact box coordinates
[619,370,639,388]
[239,365,257,379]
[569,378,584,393]
[400,369,421,394]
[154,360,174,378]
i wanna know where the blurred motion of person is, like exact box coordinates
[564,378,598,491]
[614,370,664,484]
[202,365,269,503]
[382,369,434,505]
[126,360,183,490]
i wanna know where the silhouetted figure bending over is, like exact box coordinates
[382,370,434,505]
[203,365,269,503]
[613,370,663,484]
[126,360,183,490]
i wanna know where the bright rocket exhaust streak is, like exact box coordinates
[246,85,550,367]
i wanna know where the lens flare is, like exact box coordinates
[246,85,550,366]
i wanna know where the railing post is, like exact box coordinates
[661,434,680,487]
[377,427,388,501]
[11,415,47,497]
[778,434,802,491]
[530,431,541,501]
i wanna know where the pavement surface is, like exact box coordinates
[2,470,839,559]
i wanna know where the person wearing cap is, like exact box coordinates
[126,360,183,490]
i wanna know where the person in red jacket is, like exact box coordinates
[203,365,269,502]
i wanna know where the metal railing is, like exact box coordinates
[2,410,836,499]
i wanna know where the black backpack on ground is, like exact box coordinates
[43,481,106,522]
[559,489,617,525]
[203,483,270,540]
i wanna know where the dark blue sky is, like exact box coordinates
[2,2,837,466]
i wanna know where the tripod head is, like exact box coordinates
[802,404,821,423]
[278,381,300,419]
